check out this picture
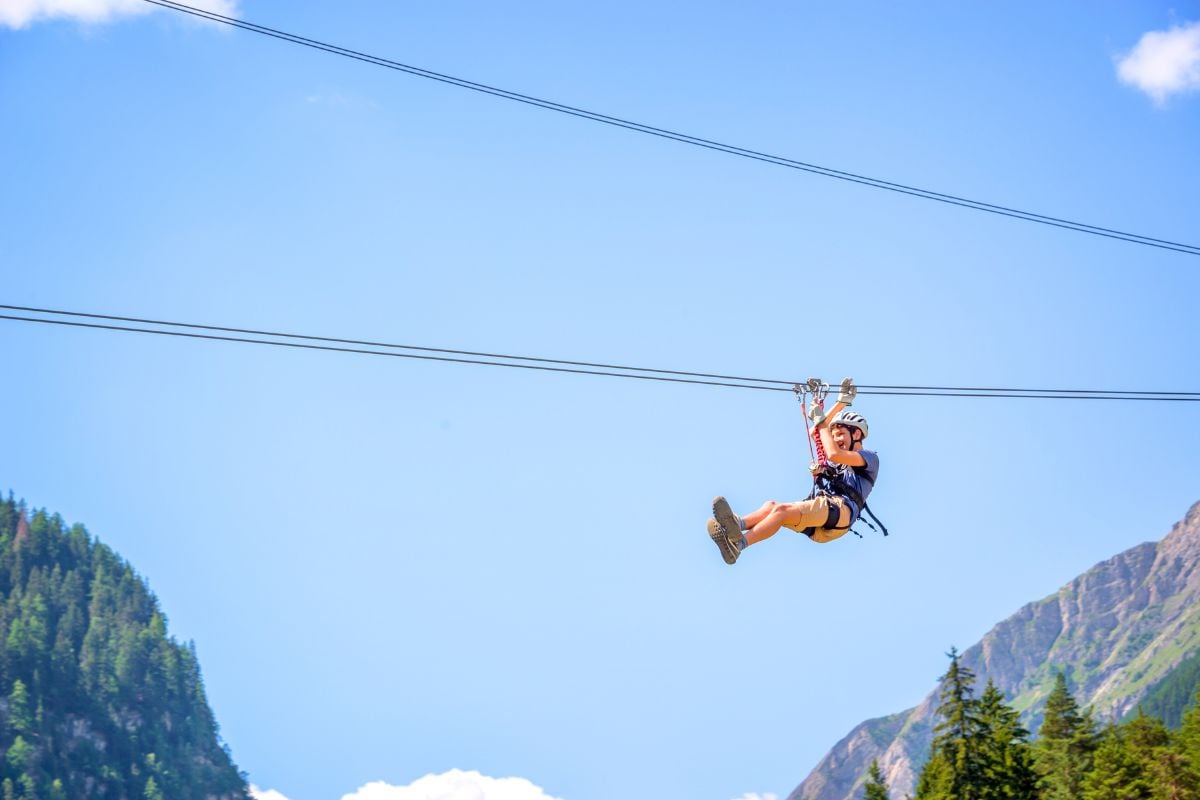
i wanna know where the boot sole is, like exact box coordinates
[712,496,740,541]
[708,517,738,565]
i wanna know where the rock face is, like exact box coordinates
[789,501,1200,800]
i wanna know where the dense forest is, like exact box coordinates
[0,495,249,799]
[861,649,1200,800]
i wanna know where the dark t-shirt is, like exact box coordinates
[812,449,879,521]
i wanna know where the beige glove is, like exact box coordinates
[808,401,827,427]
[837,377,857,407]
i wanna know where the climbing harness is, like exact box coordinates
[792,378,889,539]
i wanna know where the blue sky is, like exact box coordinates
[2,2,1199,799]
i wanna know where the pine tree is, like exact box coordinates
[864,759,890,800]
[1176,690,1200,790]
[1122,710,1194,800]
[977,679,1037,800]
[5,735,32,774]
[915,752,956,800]
[1034,671,1096,800]
[6,680,31,735]
[1151,748,1194,800]
[1042,672,1084,737]
[1082,722,1149,800]
[916,648,987,800]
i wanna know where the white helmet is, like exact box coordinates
[832,410,868,439]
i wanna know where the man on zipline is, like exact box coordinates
[708,378,879,565]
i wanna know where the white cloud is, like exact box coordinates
[250,787,292,800]
[1117,20,1200,105]
[250,774,772,800]
[341,770,564,800]
[0,0,238,30]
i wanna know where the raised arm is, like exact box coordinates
[810,378,866,467]
[816,418,867,466]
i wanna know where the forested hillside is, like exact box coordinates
[1137,649,1200,730]
[0,495,249,799]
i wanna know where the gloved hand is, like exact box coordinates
[837,377,857,406]
[808,401,827,427]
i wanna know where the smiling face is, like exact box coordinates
[831,423,861,450]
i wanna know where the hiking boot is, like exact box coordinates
[708,517,740,565]
[712,496,741,541]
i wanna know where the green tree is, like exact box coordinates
[977,679,1037,800]
[1150,748,1194,800]
[916,648,987,800]
[1176,690,1200,789]
[864,758,890,800]
[5,735,33,773]
[1042,672,1084,737]
[1082,723,1145,800]
[1122,711,1194,800]
[1034,672,1096,800]
[6,680,31,734]
[915,752,957,800]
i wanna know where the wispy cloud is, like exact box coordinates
[731,794,779,800]
[250,787,292,800]
[0,0,238,30]
[341,770,565,800]
[249,770,564,800]
[1116,20,1200,105]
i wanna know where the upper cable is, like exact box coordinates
[3,304,1198,402]
[140,0,1200,257]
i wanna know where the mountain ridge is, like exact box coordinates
[789,499,1200,800]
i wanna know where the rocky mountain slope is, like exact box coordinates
[789,500,1200,800]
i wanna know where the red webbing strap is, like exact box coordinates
[810,399,830,470]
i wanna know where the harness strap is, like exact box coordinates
[862,503,890,537]
[799,491,853,536]
[807,483,889,537]
[822,499,843,530]
[813,467,866,512]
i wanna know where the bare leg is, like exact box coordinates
[745,499,832,546]
[740,500,780,529]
